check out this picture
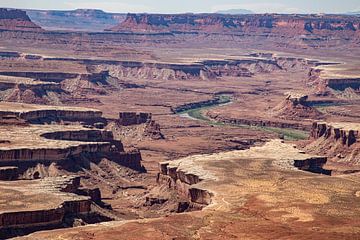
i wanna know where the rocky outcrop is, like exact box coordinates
[0,81,64,105]
[0,8,43,31]
[108,150,145,172]
[311,122,358,147]
[293,156,330,175]
[108,13,360,35]
[117,112,152,126]
[306,122,360,165]
[108,112,165,142]
[0,176,99,238]
[271,92,323,120]
[159,161,212,206]
[144,120,164,140]
[0,103,145,172]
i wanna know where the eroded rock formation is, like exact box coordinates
[306,122,360,165]
[0,176,111,238]
[271,92,323,120]
[117,112,152,126]
[0,8,43,31]
[108,13,360,35]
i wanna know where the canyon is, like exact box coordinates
[0,7,359,240]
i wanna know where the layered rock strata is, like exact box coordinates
[0,102,102,122]
[0,176,100,238]
[0,103,144,172]
[18,139,360,240]
[271,92,323,120]
[0,8,43,31]
[117,112,152,126]
[158,139,328,210]
[109,13,360,35]
[306,122,360,165]
[307,66,360,96]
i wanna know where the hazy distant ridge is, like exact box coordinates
[26,9,126,32]
[216,9,254,15]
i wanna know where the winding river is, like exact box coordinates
[176,94,309,141]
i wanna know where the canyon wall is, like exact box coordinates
[0,176,92,238]
[311,122,358,147]
[109,13,360,35]
[206,111,311,131]
[159,162,212,206]
[307,66,360,96]
[306,122,360,165]
[0,109,103,122]
[97,58,285,81]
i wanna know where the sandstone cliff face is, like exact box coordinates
[159,162,212,206]
[109,13,360,35]
[109,112,164,142]
[306,122,360,165]
[0,8,42,31]
[306,65,360,97]
[327,78,360,92]
[0,176,92,238]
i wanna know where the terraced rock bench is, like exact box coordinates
[0,176,92,238]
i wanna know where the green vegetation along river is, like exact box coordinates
[176,94,309,141]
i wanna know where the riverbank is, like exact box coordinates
[176,95,309,141]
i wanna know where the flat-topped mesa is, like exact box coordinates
[0,176,105,238]
[286,92,309,105]
[109,112,164,141]
[0,125,114,163]
[0,124,144,174]
[108,13,360,34]
[0,8,43,31]
[271,92,323,120]
[117,112,152,126]
[157,139,330,212]
[307,66,360,96]
[311,122,359,147]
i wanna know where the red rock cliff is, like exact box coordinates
[108,13,360,36]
